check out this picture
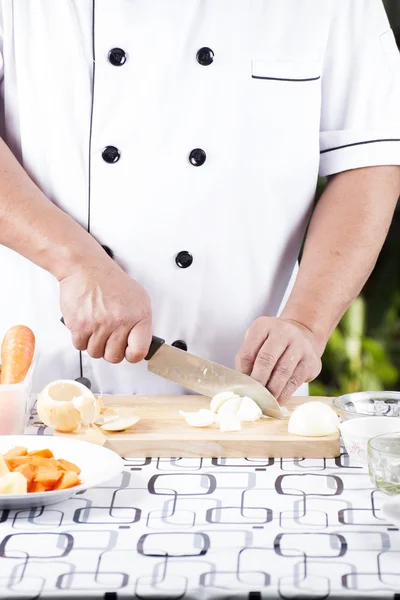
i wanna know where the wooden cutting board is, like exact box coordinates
[56,395,340,458]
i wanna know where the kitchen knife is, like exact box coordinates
[145,336,283,420]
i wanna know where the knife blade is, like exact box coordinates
[145,336,283,419]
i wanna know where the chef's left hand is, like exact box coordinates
[235,317,322,404]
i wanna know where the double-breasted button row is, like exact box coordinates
[108,46,214,68]
[107,46,213,68]
[102,145,206,168]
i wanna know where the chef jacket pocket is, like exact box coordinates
[251,60,321,82]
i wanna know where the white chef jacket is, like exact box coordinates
[0,0,399,395]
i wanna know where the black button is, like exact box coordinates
[175,251,193,269]
[108,47,127,66]
[196,47,214,66]
[74,377,92,390]
[189,148,206,167]
[172,340,188,352]
[102,245,114,259]
[102,146,120,164]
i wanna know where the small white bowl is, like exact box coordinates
[340,417,400,466]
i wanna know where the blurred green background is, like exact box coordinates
[310,0,400,397]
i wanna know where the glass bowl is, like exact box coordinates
[332,391,400,421]
[368,432,400,494]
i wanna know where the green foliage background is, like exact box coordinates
[310,0,400,396]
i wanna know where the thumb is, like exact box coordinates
[125,317,152,363]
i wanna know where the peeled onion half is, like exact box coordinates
[288,401,340,437]
[37,380,102,432]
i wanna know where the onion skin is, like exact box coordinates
[37,397,82,432]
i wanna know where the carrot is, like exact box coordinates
[57,458,81,474]
[54,471,81,490]
[34,466,62,488]
[2,446,82,493]
[29,482,48,493]
[3,446,28,459]
[6,455,49,470]
[14,463,36,485]
[28,449,54,459]
[0,325,35,384]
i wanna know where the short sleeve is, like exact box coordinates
[319,0,400,177]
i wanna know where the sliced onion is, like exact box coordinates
[218,412,242,432]
[217,396,242,416]
[100,415,140,432]
[179,409,216,427]
[210,391,239,413]
[237,396,262,422]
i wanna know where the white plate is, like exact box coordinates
[0,435,124,509]
[382,498,400,526]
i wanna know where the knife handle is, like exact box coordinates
[144,335,165,361]
[60,318,165,361]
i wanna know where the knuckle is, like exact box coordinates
[274,361,292,377]
[256,351,276,368]
[239,351,255,366]
[88,347,103,359]
[72,335,88,351]
[104,351,124,364]
[287,375,301,389]
[126,344,149,363]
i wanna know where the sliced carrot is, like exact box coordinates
[0,325,35,384]
[6,455,49,470]
[57,458,81,475]
[29,482,48,493]
[34,466,62,488]
[3,445,81,493]
[3,446,28,460]
[28,449,54,459]
[54,471,81,490]
[49,458,67,471]
[14,463,36,484]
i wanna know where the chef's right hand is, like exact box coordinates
[59,263,152,364]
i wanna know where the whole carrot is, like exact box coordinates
[0,325,35,385]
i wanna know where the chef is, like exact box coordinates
[0,0,399,403]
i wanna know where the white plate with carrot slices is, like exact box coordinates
[0,435,124,509]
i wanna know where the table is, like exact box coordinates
[0,408,399,599]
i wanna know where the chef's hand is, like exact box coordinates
[60,263,152,364]
[235,317,322,404]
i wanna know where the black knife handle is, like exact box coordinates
[144,335,165,361]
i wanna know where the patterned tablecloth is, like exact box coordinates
[0,409,399,599]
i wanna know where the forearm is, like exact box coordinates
[0,137,108,280]
[280,166,400,353]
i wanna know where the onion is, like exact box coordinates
[100,415,140,432]
[237,396,262,422]
[217,396,242,416]
[37,380,101,432]
[288,401,340,437]
[210,391,239,413]
[179,409,216,427]
[218,412,242,432]
[0,471,27,495]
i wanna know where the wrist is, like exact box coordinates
[279,307,330,356]
[47,240,113,282]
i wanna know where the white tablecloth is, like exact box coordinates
[0,408,399,599]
